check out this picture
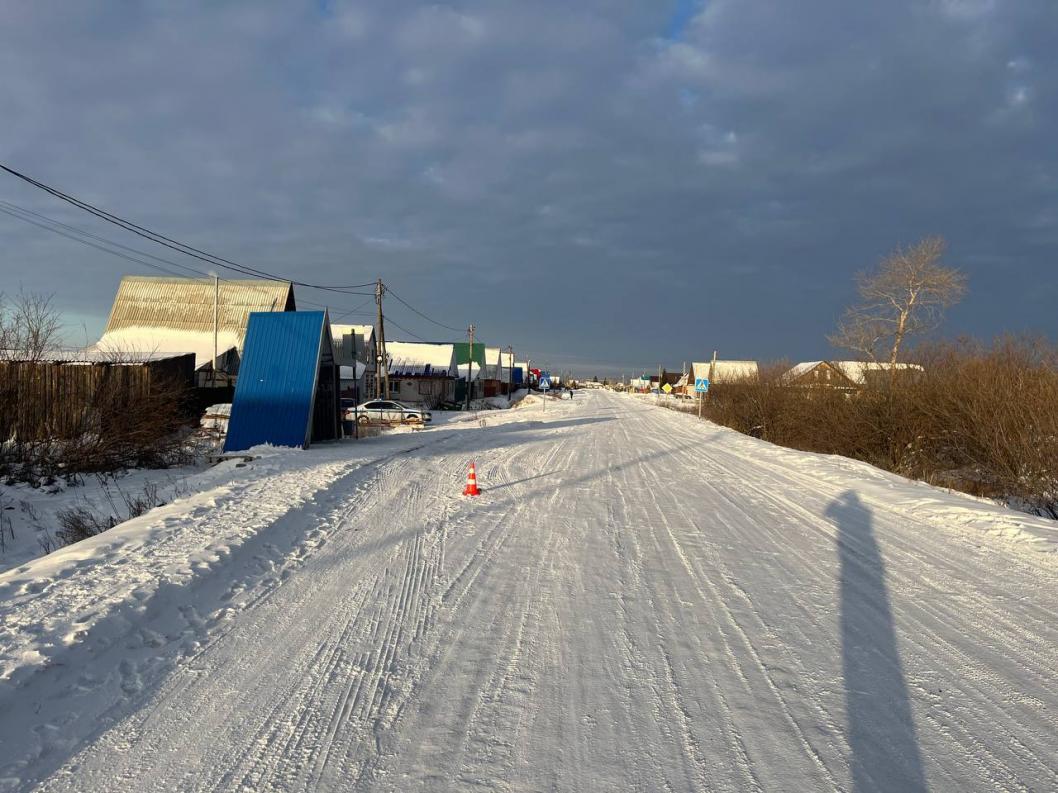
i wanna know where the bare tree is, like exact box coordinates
[829,237,967,368]
[0,290,63,361]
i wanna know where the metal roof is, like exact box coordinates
[224,311,330,451]
[691,360,759,383]
[0,348,192,364]
[104,275,295,338]
[452,342,487,367]
[386,341,457,377]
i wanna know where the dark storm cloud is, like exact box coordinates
[1,0,1055,374]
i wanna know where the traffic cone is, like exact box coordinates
[463,461,481,496]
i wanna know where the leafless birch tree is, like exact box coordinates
[829,237,966,367]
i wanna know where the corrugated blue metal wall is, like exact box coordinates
[224,311,326,451]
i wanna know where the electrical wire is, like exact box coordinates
[0,200,213,279]
[0,162,377,293]
[0,202,206,280]
[384,317,430,343]
[1,165,483,342]
[384,284,466,333]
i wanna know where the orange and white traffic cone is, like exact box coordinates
[462,461,481,496]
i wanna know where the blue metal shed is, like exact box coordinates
[224,311,339,451]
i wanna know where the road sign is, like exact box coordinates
[540,375,551,390]
[695,378,710,393]
[662,382,673,394]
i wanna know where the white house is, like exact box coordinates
[386,341,458,408]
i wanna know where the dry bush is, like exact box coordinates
[0,370,193,483]
[670,341,1058,517]
[54,506,119,545]
[58,372,193,474]
[907,338,1058,516]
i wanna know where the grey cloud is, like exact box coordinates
[0,0,1055,376]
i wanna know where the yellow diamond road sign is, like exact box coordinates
[662,382,672,393]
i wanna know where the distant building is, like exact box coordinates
[331,323,377,400]
[784,361,923,390]
[453,342,488,402]
[95,275,295,387]
[385,341,459,408]
[681,360,759,395]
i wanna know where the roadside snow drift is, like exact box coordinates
[1,392,1056,792]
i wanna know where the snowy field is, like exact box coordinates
[1,390,1056,791]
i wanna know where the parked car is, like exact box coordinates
[347,400,432,425]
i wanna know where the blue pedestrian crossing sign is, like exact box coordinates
[694,377,710,393]
[539,375,551,390]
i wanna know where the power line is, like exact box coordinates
[0,199,213,279]
[384,284,466,333]
[0,162,377,293]
[1,201,451,336]
[0,202,379,321]
[0,202,205,280]
[384,316,429,343]
[1,165,480,339]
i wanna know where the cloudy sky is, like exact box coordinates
[1,0,1055,375]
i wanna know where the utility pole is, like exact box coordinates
[375,278,389,399]
[506,345,514,402]
[212,274,219,388]
[466,324,475,410]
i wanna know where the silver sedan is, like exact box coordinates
[347,400,432,425]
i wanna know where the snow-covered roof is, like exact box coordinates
[483,347,503,379]
[339,362,367,380]
[785,361,822,380]
[386,341,457,377]
[331,324,374,345]
[691,360,759,383]
[457,363,484,380]
[1,347,195,365]
[831,361,923,385]
[94,327,241,371]
[331,324,376,365]
[785,361,924,385]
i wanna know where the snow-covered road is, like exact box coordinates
[2,391,1057,791]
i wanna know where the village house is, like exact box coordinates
[681,360,760,396]
[331,323,377,400]
[385,341,458,409]
[94,275,295,388]
[452,342,488,403]
[482,346,505,397]
[784,361,924,390]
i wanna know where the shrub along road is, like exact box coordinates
[1,391,1056,791]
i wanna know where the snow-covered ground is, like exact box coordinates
[1,390,1056,791]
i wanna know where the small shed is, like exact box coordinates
[224,311,339,451]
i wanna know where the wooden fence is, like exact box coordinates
[0,354,194,441]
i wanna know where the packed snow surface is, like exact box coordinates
[1,391,1057,791]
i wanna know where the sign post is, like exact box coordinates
[694,377,710,420]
